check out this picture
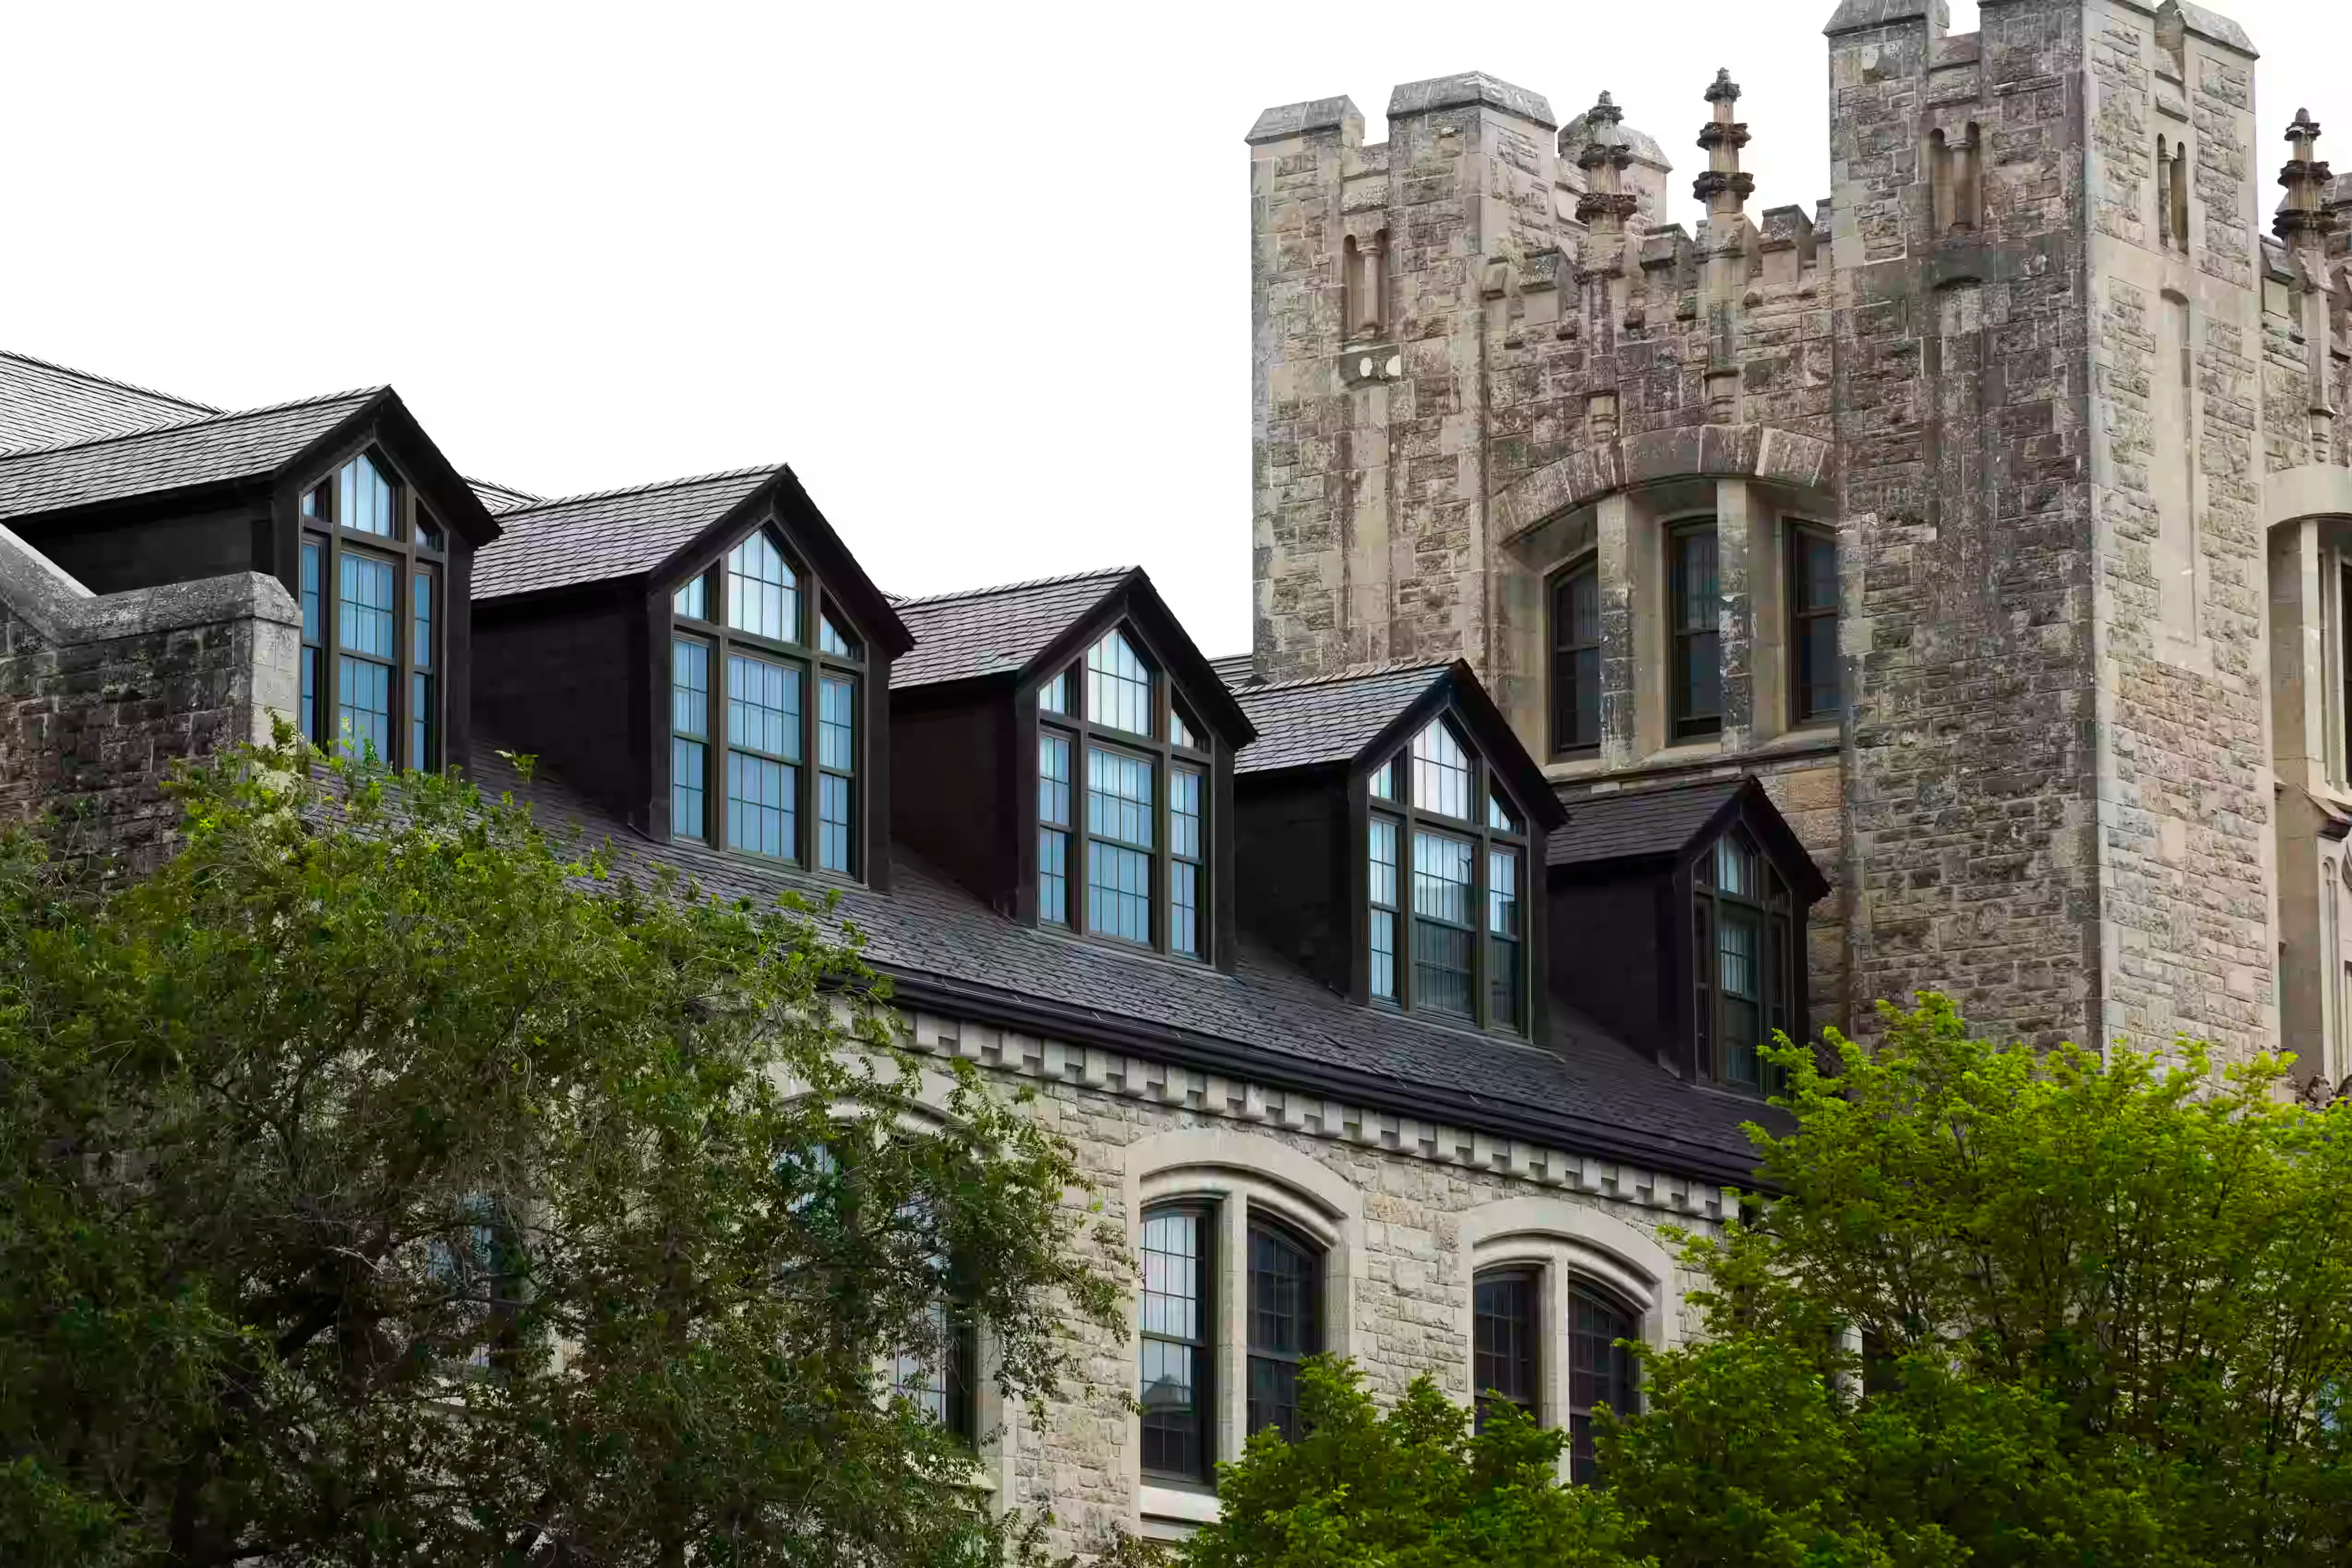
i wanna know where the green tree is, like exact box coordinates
[1167,1001,2352,1568]
[0,739,1121,1567]
[1182,1358,1640,1568]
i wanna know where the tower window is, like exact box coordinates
[1668,522,1722,739]
[1549,561,1602,755]
[1788,525,1839,724]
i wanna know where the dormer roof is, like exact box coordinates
[473,461,912,657]
[1234,659,1566,831]
[0,385,502,548]
[894,565,1257,746]
[0,348,220,453]
[1550,775,1830,902]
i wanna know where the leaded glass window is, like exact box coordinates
[296,448,444,769]
[727,653,800,859]
[1140,1206,1212,1481]
[1474,1270,1538,1428]
[728,531,798,643]
[1247,1221,1321,1443]
[1086,628,1154,737]
[1365,710,1528,1029]
[1086,746,1154,944]
[1692,829,1799,1093]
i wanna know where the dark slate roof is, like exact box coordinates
[1549,779,1744,866]
[468,742,1770,1183]
[471,465,776,600]
[467,477,542,513]
[1209,652,1260,690]
[891,568,1134,688]
[1232,663,1453,775]
[0,388,379,522]
[0,349,220,454]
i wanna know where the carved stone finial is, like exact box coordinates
[1574,90,1639,229]
[1704,68,1741,106]
[2277,109,2337,246]
[1694,71,1754,225]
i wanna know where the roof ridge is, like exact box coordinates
[894,565,1136,609]
[0,347,222,415]
[465,474,542,503]
[496,462,781,515]
[0,384,382,463]
[1239,659,1456,696]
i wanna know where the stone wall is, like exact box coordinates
[0,522,298,876]
[897,1011,1725,1556]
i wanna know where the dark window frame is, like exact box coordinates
[666,519,868,880]
[1472,1266,1540,1429]
[1667,518,1722,740]
[1547,556,1603,757]
[1787,521,1840,727]
[297,447,447,770]
[1032,621,1214,962]
[1366,711,1531,1032]
[1567,1279,1640,1486]
[1246,1216,1323,1445]
[1691,829,1798,1095]
[1139,1201,1217,1485]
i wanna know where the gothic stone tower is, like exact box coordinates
[1248,0,2300,1064]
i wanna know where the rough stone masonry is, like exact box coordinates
[1247,0,2352,1080]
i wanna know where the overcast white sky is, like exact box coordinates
[0,0,2334,652]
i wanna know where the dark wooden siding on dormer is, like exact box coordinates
[17,498,266,596]
[471,584,647,826]
[1549,863,1677,1070]
[1234,768,1352,996]
[889,690,1014,913]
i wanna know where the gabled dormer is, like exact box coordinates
[471,464,912,885]
[1231,662,1569,1038]
[1547,776,1829,1093]
[0,385,501,772]
[890,568,1257,968]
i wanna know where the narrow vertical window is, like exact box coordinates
[1086,747,1154,943]
[1411,719,1472,819]
[817,674,856,874]
[1170,764,1205,959]
[1369,817,1400,1002]
[1693,832,1791,1092]
[1039,733,1072,925]
[1411,829,1475,1018]
[410,566,436,769]
[1568,1283,1637,1485]
[1140,1207,1212,1482]
[1487,847,1522,1031]
[727,531,798,643]
[1669,523,1722,738]
[299,538,323,744]
[725,652,800,859]
[1473,1270,1539,1429]
[1788,525,1839,724]
[672,638,710,841]
[1550,563,1602,754]
[891,1301,975,1443]
[1246,1222,1321,1443]
[1086,629,1154,737]
[337,552,395,761]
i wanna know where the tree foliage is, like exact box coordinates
[1176,999,2352,1568]
[0,739,1122,1566]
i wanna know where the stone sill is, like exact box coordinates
[1140,1482,1220,1526]
[1544,726,1841,788]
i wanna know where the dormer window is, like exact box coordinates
[296,449,446,769]
[1692,830,1798,1092]
[667,522,867,879]
[1034,626,1212,960]
[1367,715,1529,1030]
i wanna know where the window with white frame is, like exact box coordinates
[1366,715,1530,1030]
[667,524,867,878]
[1034,626,1213,960]
[296,450,447,769]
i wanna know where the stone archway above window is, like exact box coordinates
[1492,424,1834,544]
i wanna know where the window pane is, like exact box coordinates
[1411,830,1473,1017]
[1368,757,1399,801]
[673,737,706,839]
[299,539,321,643]
[726,750,795,859]
[1170,863,1199,958]
[1671,527,1721,732]
[819,613,859,658]
[301,649,319,742]
[1038,669,1072,715]
[1569,1284,1636,1486]
[1086,628,1154,736]
[1141,1209,1207,1480]
[818,676,855,772]
[673,639,709,739]
[1171,766,1202,860]
[1487,788,1519,833]
[338,553,394,658]
[1719,910,1762,1088]
[1039,733,1071,828]
[727,531,799,642]
[1411,831,1473,925]
[336,657,391,762]
[726,653,801,759]
[818,774,854,874]
[1086,732,1154,940]
[1247,1224,1320,1443]
[1715,835,1754,899]
[412,568,434,670]
[340,454,395,537]
[1170,706,1199,751]
[1086,747,1154,849]
[412,672,433,770]
[1371,910,1396,1002]
[1488,847,1521,1030]
[1370,817,1399,1001]
[1088,843,1151,944]
[1039,828,1069,925]
[1410,720,1472,819]
[1551,566,1602,753]
[673,574,706,621]
[1474,1273,1538,1425]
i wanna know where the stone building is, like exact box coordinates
[1247,0,2352,1095]
[0,0,2346,1551]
